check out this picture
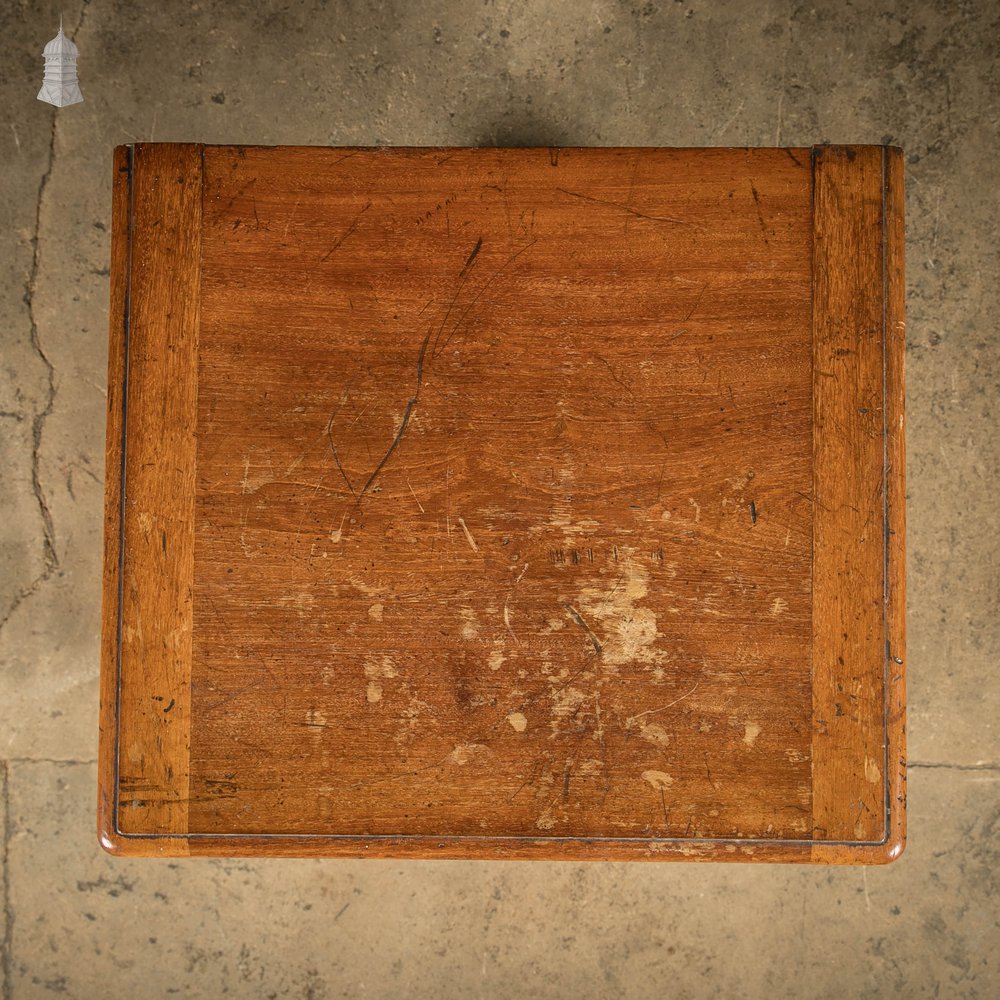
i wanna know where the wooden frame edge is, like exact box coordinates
[883,145,907,862]
[99,143,203,853]
[98,145,131,853]
[807,143,906,864]
[99,143,903,863]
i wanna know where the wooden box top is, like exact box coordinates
[99,144,905,862]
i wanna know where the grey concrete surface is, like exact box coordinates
[1,0,997,996]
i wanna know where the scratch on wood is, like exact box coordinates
[683,283,708,322]
[430,242,477,357]
[503,562,527,644]
[594,690,611,804]
[556,187,687,226]
[749,182,768,240]
[564,603,603,656]
[626,682,700,725]
[434,239,537,359]
[321,201,372,261]
[325,403,358,499]
[462,235,483,273]
[327,328,433,500]
[358,336,428,496]
[457,516,479,552]
[406,478,425,513]
[503,600,517,643]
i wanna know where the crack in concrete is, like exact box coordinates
[1,125,60,638]
[908,761,1000,772]
[4,758,98,767]
[0,124,60,639]
[0,4,90,638]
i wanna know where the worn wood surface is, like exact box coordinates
[99,143,905,862]
[811,146,889,844]
[101,144,201,847]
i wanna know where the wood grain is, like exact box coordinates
[808,146,906,863]
[99,144,905,862]
[102,144,201,844]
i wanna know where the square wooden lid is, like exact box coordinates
[99,144,905,862]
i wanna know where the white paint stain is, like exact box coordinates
[460,606,479,640]
[276,592,316,615]
[642,770,674,791]
[507,712,527,732]
[864,756,881,784]
[449,743,488,765]
[639,723,670,747]
[240,448,275,495]
[502,601,515,640]
[349,576,387,598]
[365,656,397,677]
[549,687,587,734]
[488,648,506,671]
[364,655,397,698]
[330,511,347,543]
[393,697,433,745]
[574,554,666,672]
[536,809,556,830]
[743,722,761,747]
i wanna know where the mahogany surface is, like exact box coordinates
[99,144,905,861]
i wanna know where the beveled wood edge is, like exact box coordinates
[98,145,132,850]
[883,146,907,861]
[99,143,903,863]
[97,831,899,863]
[811,145,887,845]
[807,144,906,863]
[98,143,203,851]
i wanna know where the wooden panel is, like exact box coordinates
[810,146,889,848]
[189,146,814,844]
[107,144,201,839]
[98,143,906,862]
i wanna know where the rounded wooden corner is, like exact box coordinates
[98,822,193,858]
[808,825,906,865]
[97,820,130,857]
[855,829,907,866]
[877,828,906,864]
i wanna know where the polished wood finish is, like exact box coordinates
[99,144,905,862]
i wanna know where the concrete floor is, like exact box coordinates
[2,0,998,996]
